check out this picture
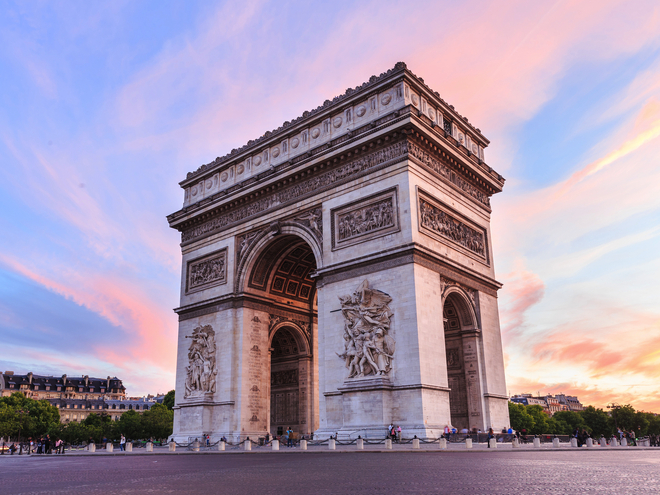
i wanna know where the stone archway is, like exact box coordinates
[243,234,318,439]
[443,289,484,431]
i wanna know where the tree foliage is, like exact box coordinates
[0,392,60,441]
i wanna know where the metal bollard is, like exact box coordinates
[489,438,497,449]
[586,438,593,448]
[512,438,520,448]
[218,441,225,451]
[126,443,133,452]
[356,438,364,450]
[621,438,627,447]
[328,438,336,450]
[570,438,578,448]
[552,438,560,448]
[88,443,96,453]
[533,438,541,448]
[244,438,251,451]
[385,439,392,449]
[271,440,279,451]
[169,441,176,452]
[146,442,153,452]
[192,439,200,452]
[412,437,420,449]
[300,439,307,450]
[465,438,473,449]
[439,438,447,450]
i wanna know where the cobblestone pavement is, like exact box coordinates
[1,450,659,494]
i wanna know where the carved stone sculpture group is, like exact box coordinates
[337,280,396,378]
[184,325,218,398]
[419,199,486,257]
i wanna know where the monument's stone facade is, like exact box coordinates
[167,62,509,442]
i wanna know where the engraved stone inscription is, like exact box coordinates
[186,249,227,293]
[248,315,266,427]
[337,280,395,378]
[332,189,399,250]
[184,325,218,399]
[419,196,486,259]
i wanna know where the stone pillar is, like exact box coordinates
[385,439,392,449]
[621,438,627,447]
[328,438,336,450]
[218,441,225,451]
[146,442,153,452]
[611,437,618,447]
[244,438,252,451]
[599,437,607,447]
[412,437,420,449]
[512,438,520,448]
[586,438,593,448]
[356,438,364,450]
[169,441,176,452]
[465,438,472,449]
[570,437,577,448]
[552,438,560,448]
[533,438,541,448]
[439,438,447,449]
[489,438,497,449]
[106,443,113,453]
[300,439,307,450]
[272,440,279,451]
[88,443,96,453]
[192,439,200,452]
[126,443,133,452]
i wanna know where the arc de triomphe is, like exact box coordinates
[167,62,509,442]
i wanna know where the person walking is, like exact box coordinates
[44,435,51,455]
[487,428,494,448]
[286,427,294,447]
[397,426,402,443]
[444,425,451,440]
[388,423,394,440]
[120,435,126,452]
[206,434,210,447]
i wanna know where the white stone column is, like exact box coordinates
[533,438,541,448]
[126,443,133,452]
[218,441,225,451]
[621,438,627,447]
[512,438,520,448]
[146,442,153,452]
[168,441,176,452]
[465,438,472,449]
[300,439,307,450]
[489,438,497,449]
[272,439,279,451]
[599,437,607,447]
[244,439,252,451]
[412,438,420,449]
[88,443,96,453]
[570,437,577,447]
[385,439,392,449]
[192,439,200,452]
[439,438,447,449]
[356,438,364,450]
[552,438,560,448]
[586,438,593,448]
[106,443,113,453]
[328,438,336,450]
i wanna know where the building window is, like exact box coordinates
[135,405,140,410]
[34,386,39,390]
[9,384,14,389]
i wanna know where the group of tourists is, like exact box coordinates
[387,424,402,442]
[2,436,66,455]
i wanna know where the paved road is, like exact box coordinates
[1,450,659,494]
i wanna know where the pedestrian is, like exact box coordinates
[45,435,51,454]
[388,423,394,440]
[397,425,402,443]
[9,443,16,455]
[37,438,43,454]
[444,424,450,440]
[286,427,294,447]
[120,435,126,452]
[487,428,494,448]
[265,432,270,444]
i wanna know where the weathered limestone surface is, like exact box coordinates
[167,63,508,443]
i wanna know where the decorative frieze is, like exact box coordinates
[408,141,490,207]
[293,207,323,243]
[418,192,487,261]
[184,325,218,399]
[271,369,298,386]
[186,248,227,293]
[181,141,409,243]
[332,188,399,250]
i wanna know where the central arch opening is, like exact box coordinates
[245,233,318,439]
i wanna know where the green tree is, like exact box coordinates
[580,406,614,438]
[118,410,144,440]
[646,414,660,436]
[0,392,60,440]
[141,404,173,441]
[508,402,535,433]
[163,390,175,410]
[526,405,549,434]
[552,411,587,434]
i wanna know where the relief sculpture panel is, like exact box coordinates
[336,280,395,378]
[186,248,227,293]
[184,325,218,399]
[418,192,488,262]
[332,188,399,250]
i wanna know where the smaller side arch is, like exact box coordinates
[443,286,479,331]
[269,321,311,357]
